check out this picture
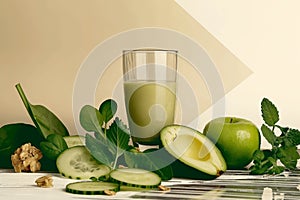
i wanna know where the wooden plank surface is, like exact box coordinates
[1,169,300,200]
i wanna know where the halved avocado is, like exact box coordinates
[160,125,227,180]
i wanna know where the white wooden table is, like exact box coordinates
[1,169,300,200]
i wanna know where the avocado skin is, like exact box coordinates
[171,159,220,180]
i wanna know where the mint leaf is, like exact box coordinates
[275,125,289,135]
[277,146,300,170]
[250,160,272,175]
[284,128,300,147]
[80,105,104,134]
[261,124,277,146]
[268,165,285,174]
[99,99,117,123]
[261,98,279,126]
[250,149,274,175]
[252,149,265,163]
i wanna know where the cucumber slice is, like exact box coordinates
[56,146,110,179]
[110,168,161,189]
[120,185,152,191]
[63,135,85,148]
[66,181,120,195]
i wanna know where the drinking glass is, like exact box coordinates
[123,49,178,146]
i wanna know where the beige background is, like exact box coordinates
[175,0,300,148]
[1,0,299,148]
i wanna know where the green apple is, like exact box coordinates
[203,117,261,169]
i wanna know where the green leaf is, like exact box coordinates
[277,146,300,170]
[284,128,300,147]
[275,125,289,135]
[80,105,104,133]
[40,141,61,160]
[99,99,117,123]
[252,149,265,163]
[40,134,68,160]
[261,98,279,126]
[85,134,113,167]
[261,124,277,146]
[94,131,106,141]
[0,123,43,168]
[106,118,130,168]
[46,134,68,151]
[107,118,130,150]
[268,165,285,174]
[81,100,131,170]
[250,160,272,175]
[15,83,69,138]
[124,148,173,181]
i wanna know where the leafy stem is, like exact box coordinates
[15,84,31,113]
[15,83,69,139]
[250,98,300,175]
[271,125,275,134]
[80,99,130,169]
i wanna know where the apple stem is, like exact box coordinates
[230,118,233,123]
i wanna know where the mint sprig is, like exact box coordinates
[250,98,300,175]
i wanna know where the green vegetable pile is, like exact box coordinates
[250,98,300,174]
[0,83,299,180]
[80,99,173,180]
[0,84,172,180]
[0,83,69,171]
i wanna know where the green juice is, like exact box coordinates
[124,81,176,145]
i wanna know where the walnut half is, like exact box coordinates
[11,143,43,173]
[35,175,53,188]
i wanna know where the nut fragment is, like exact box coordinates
[35,175,53,188]
[11,143,43,172]
[158,185,171,192]
[104,190,116,196]
[118,165,128,169]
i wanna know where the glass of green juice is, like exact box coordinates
[123,49,178,146]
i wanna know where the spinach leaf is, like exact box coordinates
[15,83,69,139]
[0,123,43,168]
[40,141,61,160]
[40,134,68,160]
